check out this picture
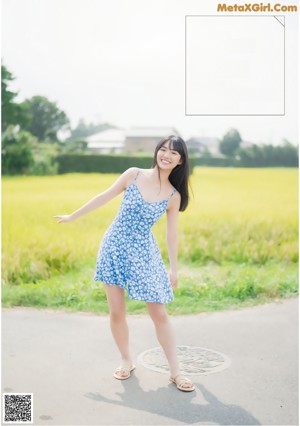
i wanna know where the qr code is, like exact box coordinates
[3,393,33,424]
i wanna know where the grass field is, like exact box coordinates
[2,167,298,314]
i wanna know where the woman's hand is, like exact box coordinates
[169,270,178,290]
[53,215,74,224]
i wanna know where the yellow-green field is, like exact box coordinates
[2,167,298,314]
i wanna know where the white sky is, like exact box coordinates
[1,0,299,145]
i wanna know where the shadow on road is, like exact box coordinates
[85,374,261,425]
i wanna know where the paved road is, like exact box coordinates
[2,298,298,426]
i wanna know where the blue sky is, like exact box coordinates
[1,0,298,145]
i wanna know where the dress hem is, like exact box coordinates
[94,277,174,304]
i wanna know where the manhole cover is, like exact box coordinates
[138,345,231,376]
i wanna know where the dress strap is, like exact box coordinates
[133,169,141,182]
[168,187,177,200]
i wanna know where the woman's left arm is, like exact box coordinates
[166,192,181,289]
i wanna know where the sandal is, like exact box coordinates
[170,374,195,392]
[113,364,136,380]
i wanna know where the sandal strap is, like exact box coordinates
[115,365,132,373]
[172,374,193,384]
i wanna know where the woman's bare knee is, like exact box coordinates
[147,303,169,324]
[104,284,126,320]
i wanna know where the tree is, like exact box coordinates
[1,64,18,132]
[1,126,36,175]
[1,63,31,131]
[30,142,58,175]
[21,96,70,142]
[2,126,59,175]
[279,140,299,166]
[219,129,242,157]
[67,118,91,141]
[66,119,116,142]
[62,139,88,154]
[237,140,298,167]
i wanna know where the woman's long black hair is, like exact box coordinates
[152,135,190,211]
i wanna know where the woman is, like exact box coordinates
[54,135,195,392]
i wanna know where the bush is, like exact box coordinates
[1,126,59,175]
[56,155,152,173]
[1,127,36,175]
[56,154,196,174]
[30,142,58,175]
[191,157,235,167]
[236,142,298,167]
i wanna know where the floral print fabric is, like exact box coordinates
[94,170,176,304]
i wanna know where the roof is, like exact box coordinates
[125,127,180,138]
[85,128,126,143]
[187,137,219,147]
[87,141,124,149]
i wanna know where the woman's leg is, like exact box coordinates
[104,284,133,377]
[146,302,194,390]
[146,302,180,377]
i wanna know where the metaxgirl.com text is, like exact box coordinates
[217,3,297,12]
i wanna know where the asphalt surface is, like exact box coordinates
[2,298,298,426]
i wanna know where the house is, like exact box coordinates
[85,126,180,154]
[124,127,180,153]
[85,128,125,154]
[186,137,225,157]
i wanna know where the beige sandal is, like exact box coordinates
[113,364,136,380]
[170,374,195,392]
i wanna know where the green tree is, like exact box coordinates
[1,63,31,131]
[66,119,116,142]
[22,96,70,142]
[1,64,17,128]
[2,126,59,175]
[219,129,242,157]
[31,142,58,175]
[67,118,91,141]
[62,139,88,154]
[237,140,298,167]
[279,140,298,166]
[1,126,36,175]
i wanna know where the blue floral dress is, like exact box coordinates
[94,169,177,304]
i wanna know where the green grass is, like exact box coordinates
[2,167,298,314]
[2,262,298,315]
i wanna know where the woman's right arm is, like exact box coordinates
[53,167,137,224]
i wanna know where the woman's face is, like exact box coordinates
[156,142,182,171]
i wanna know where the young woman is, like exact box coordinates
[54,135,195,392]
